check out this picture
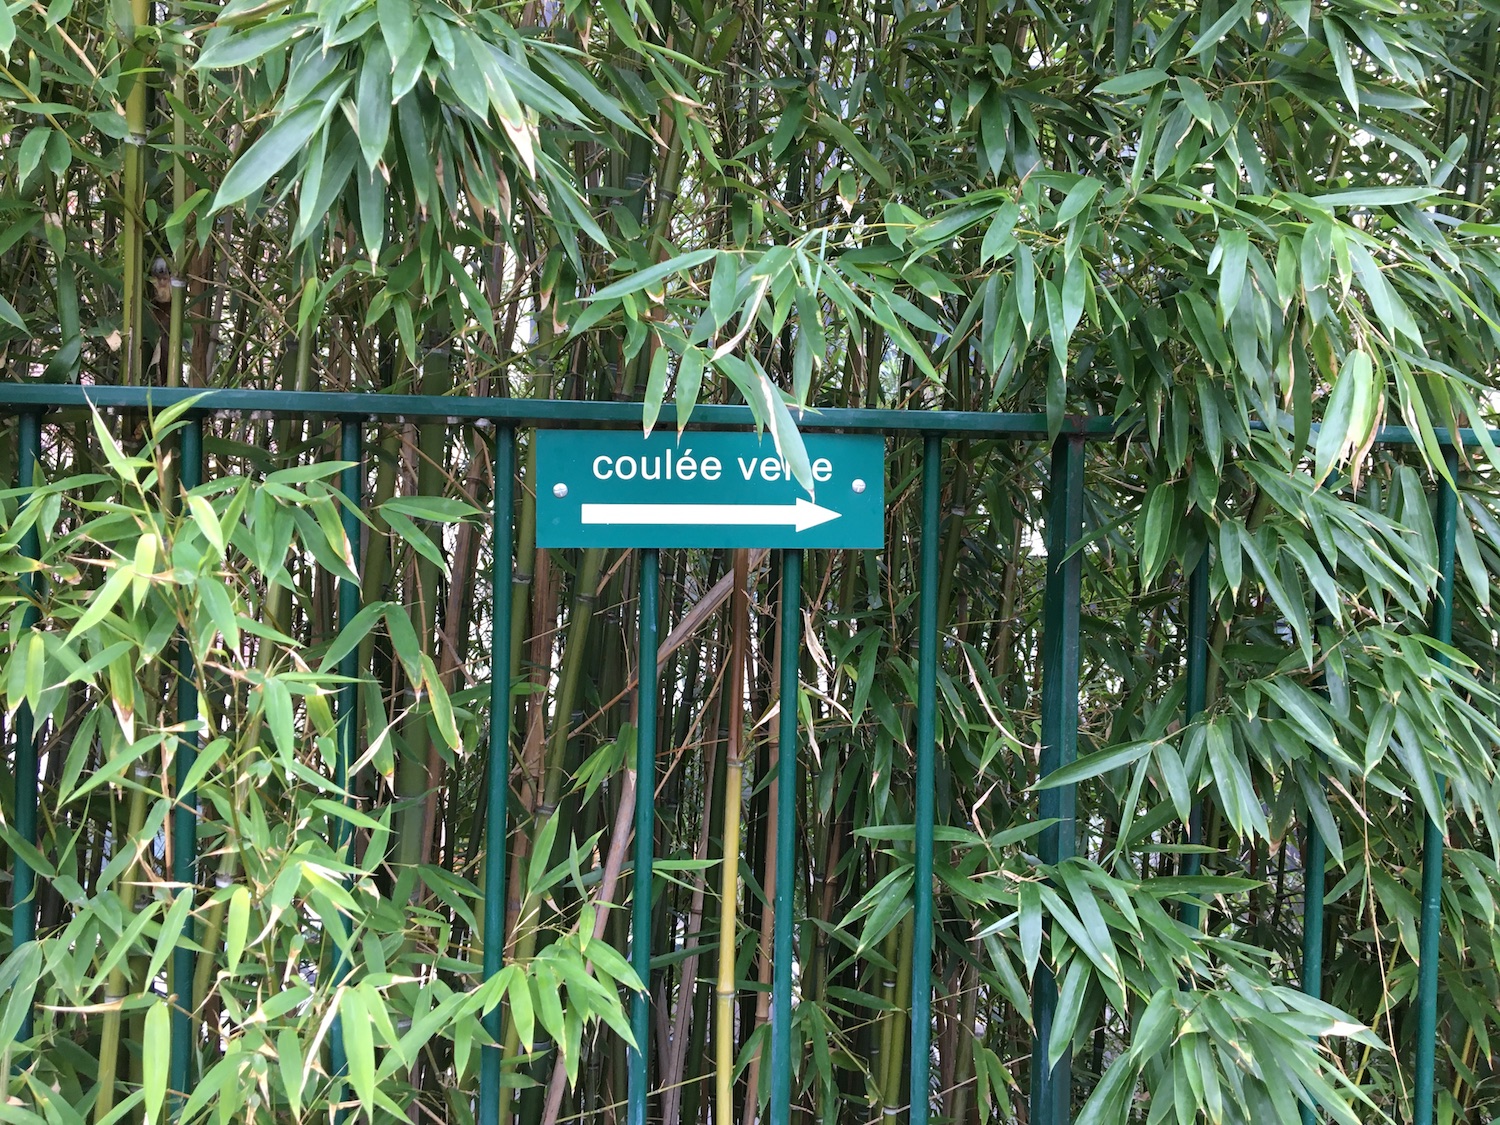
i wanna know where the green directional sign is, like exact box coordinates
[536,429,885,548]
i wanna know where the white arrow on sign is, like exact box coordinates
[580,497,842,532]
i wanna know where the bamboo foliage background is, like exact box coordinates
[2,0,1500,1121]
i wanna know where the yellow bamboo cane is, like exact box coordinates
[715,550,750,1125]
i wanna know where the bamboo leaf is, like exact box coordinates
[143,1001,170,1123]
[214,99,328,210]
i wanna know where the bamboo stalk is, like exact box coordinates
[118,0,150,387]
[739,567,788,1125]
[659,656,726,1124]
[715,550,750,1125]
[93,766,150,1122]
[394,357,452,873]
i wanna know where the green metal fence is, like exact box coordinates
[0,383,1472,1123]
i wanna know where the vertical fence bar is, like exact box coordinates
[170,415,203,1103]
[908,433,941,1125]
[480,428,516,1125]
[1030,435,1084,1125]
[328,418,363,1091]
[629,549,660,1125]
[770,550,802,1125]
[1413,447,1458,1125]
[1179,555,1209,928]
[11,410,41,1046]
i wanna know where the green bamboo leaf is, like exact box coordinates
[277,1028,306,1117]
[1055,863,1121,984]
[1037,740,1154,789]
[382,496,481,522]
[1015,244,1036,338]
[589,249,718,302]
[356,40,392,172]
[1097,67,1171,95]
[1454,498,1489,609]
[1188,0,1252,55]
[674,346,706,430]
[753,364,813,494]
[1313,350,1372,484]
[1137,481,1177,585]
[420,653,459,748]
[143,1001,170,1122]
[1037,884,1115,984]
[1240,526,1312,663]
[1053,177,1103,227]
[1046,954,1090,1070]
[1060,254,1088,336]
[260,675,295,757]
[225,886,250,976]
[14,128,48,189]
[382,508,449,576]
[376,0,412,59]
[143,887,195,992]
[340,987,377,1111]
[578,933,643,992]
[0,292,24,335]
[317,600,392,673]
[64,563,133,643]
[196,15,312,69]
[532,963,566,1045]
[1215,229,1250,322]
[1206,718,1268,839]
[1309,185,1438,208]
[643,342,669,436]
[0,943,41,1048]
[214,98,328,210]
[1322,16,1359,113]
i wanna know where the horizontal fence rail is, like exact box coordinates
[0,382,1497,447]
[0,387,1470,1125]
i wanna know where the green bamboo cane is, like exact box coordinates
[118,0,150,387]
[93,770,150,1122]
[394,355,453,872]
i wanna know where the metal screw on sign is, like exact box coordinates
[852,478,867,493]
[553,483,568,498]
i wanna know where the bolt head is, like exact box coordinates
[553,483,568,498]
[852,478,867,494]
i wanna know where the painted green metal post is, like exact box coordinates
[1296,799,1328,1125]
[328,419,363,1091]
[909,433,941,1125]
[1031,435,1084,1125]
[770,549,802,1125]
[1179,555,1209,928]
[629,549,660,1125]
[480,428,516,1124]
[1413,448,1459,1125]
[171,416,203,1104]
[11,411,41,1046]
